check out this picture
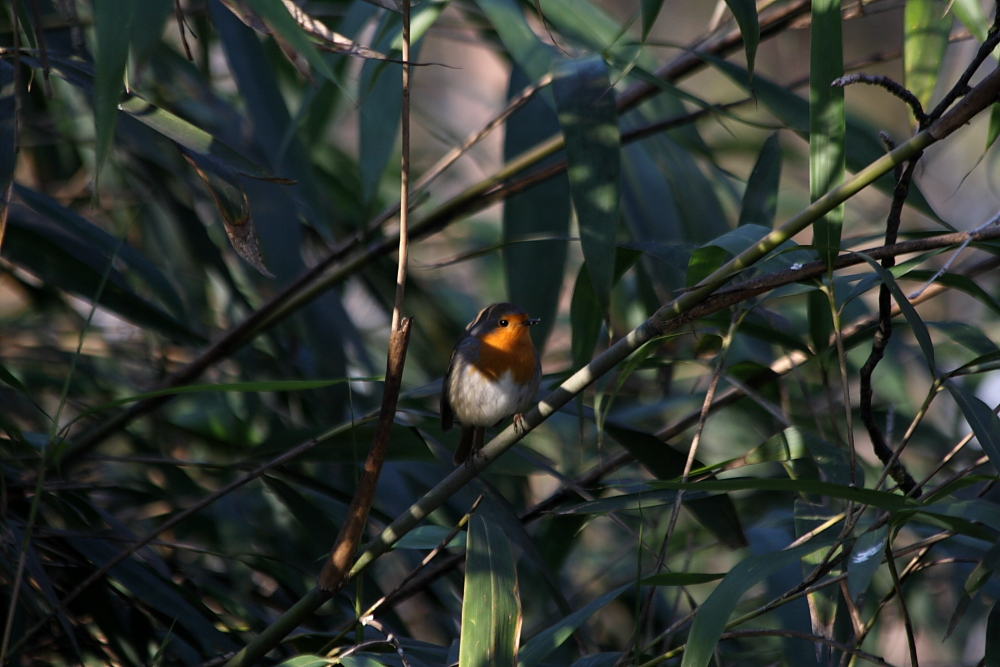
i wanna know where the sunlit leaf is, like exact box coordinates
[904,0,952,112]
[810,0,845,269]
[847,526,888,600]
[459,515,521,667]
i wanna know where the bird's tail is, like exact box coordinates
[453,426,485,465]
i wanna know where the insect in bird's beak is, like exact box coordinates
[525,318,540,326]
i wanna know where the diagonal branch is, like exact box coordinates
[58,0,811,468]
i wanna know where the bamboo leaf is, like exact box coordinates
[640,0,665,40]
[904,0,952,111]
[474,0,555,81]
[738,132,782,228]
[681,542,834,667]
[847,526,888,600]
[504,66,570,354]
[93,0,135,169]
[857,254,937,375]
[459,515,521,667]
[240,0,336,82]
[810,0,845,269]
[724,0,760,79]
[553,55,621,315]
[517,583,631,667]
[946,384,1000,472]
[118,96,292,183]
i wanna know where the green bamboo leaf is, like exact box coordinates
[553,55,621,315]
[117,96,292,183]
[847,526,888,600]
[931,321,999,357]
[276,657,335,667]
[725,0,760,79]
[473,0,555,82]
[241,0,336,82]
[93,0,135,169]
[988,103,1000,151]
[640,0,665,40]
[570,262,602,371]
[650,478,919,512]
[459,515,521,667]
[517,583,631,667]
[945,538,1000,640]
[603,422,748,549]
[557,487,709,515]
[390,0,451,49]
[686,245,728,289]
[919,499,1000,534]
[570,250,642,368]
[904,270,1000,317]
[504,66,570,354]
[810,0,845,269]
[857,254,937,375]
[946,384,1000,472]
[680,542,834,667]
[950,0,989,42]
[950,349,1000,377]
[358,15,421,205]
[738,132,782,228]
[687,224,787,287]
[130,0,173,64]
[904,0,952,111]
[393,526,465,550]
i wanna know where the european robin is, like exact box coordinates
[441,303,542,465]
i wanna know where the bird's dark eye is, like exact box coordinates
[499,319,509,327]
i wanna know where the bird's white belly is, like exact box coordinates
[448,366,532,427]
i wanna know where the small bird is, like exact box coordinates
[441,303,542,465]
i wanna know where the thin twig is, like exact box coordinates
[859,159,920,494]
[927,11,1000,122]
[174,0,194,61]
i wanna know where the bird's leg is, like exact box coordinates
[513,413,527,434]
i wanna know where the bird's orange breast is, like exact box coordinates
[473,328,536,384]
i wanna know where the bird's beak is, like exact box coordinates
[526,318,540,326]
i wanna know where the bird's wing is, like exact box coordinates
[441,334,474,432]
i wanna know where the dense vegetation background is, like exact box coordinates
[4,0,1000,665]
